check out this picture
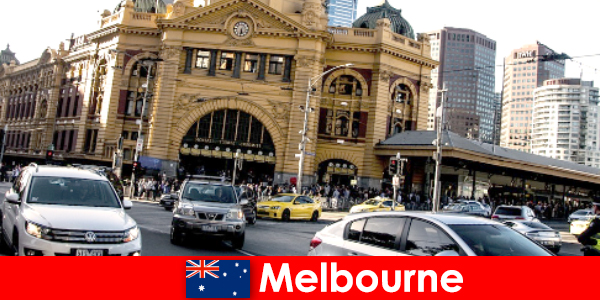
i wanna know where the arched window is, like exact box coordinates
[328,75,363,96]
[392,84,412,104]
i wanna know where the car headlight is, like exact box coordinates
[227,209,244,220]
[175,201,195,217]
[123,226,140,243]
[25,221,52,240]
[271,206,281,210]
[525,232,540,238]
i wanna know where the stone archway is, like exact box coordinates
[170,98,286,171]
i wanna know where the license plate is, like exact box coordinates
[75,249,105,256]
[202,225,218,232]
[164,201,172,206]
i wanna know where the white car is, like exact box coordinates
[0,164,141,256]
[308,212,553,256]
[568,209,594,223]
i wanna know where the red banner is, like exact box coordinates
[0,257,594,299]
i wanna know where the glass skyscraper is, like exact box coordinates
[326,0,358,27]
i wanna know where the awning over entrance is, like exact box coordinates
[374,131,600,188]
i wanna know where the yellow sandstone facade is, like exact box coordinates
[0,0,437,188]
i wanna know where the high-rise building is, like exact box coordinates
[500,42,566,152]
[532,79,600,168]
[427,27,496,143]
[326,0,358,27]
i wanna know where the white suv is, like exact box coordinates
[0,164,141,256]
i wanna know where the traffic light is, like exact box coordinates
[388,157,398,175]
[46,150,54,161]
[132,161,139,172]
[399,176,406,186]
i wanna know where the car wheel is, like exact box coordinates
[310,211,319,222]
[551,247,561,254]
[281,210,291,222]
[164,207,173,211]
[231,232,245,250]
[170,226,185,245]
[248,210,257,225]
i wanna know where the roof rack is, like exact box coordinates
[186,175,231,182]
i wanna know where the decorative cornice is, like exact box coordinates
[327,45,437,68]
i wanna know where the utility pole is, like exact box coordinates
[129,60,154,198]
[391,152,407,211]
[432,83,447,213]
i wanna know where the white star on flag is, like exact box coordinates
[199,285,205,292]
[243,269,247,273]
[235,263,239,267]
[233,292,237,296]
[223,273,227,277]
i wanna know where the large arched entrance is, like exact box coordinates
[317,159,358,186]
[179,109,276,184]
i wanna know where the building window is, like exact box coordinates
[195,50,210,69]
[244,54,259,73]
[268,55,285,75]
[219,52,235,71]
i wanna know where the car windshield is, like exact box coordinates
[495,207,522,216]
[449,225,551,256]
[364,199,382,206]
[271,195,295,203]
[573,210,590,215]
[182,183,236,204]
[521,222,551,230]
[27,177,121,208]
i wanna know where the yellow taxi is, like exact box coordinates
[257,194,322,222]
[349,197,405,214]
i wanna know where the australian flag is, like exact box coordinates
[186,260,250,298]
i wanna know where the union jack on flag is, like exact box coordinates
[186,260,220,279]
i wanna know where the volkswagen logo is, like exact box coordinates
[84,232,96,243]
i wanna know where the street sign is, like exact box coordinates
[136,119,142,125]
[306,152,316,156]
[351,179,357,186]
[393,175,400,187]
[136,138,144,152]
[295,153,301,158]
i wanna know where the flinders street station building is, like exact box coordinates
[0,0,437,188]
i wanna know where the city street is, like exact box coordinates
[0,181,586,256]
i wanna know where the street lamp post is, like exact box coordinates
[297,63,353,194]
[432,83,447,213]
[129,59,160,198]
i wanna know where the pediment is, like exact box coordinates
[161,0,312,35]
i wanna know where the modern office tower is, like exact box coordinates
[500,42,566,152]
[532,79,600,168]
[427,27,496,142]
[326,0,358,27]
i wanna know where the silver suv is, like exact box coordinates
[170,177,248,249]
[0,164,141,256]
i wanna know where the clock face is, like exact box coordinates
[233,22,250,37]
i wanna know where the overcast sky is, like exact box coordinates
[2,0,599,91]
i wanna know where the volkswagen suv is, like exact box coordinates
[0,164,141,256]
[170,176,249,249]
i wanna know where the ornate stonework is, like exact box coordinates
[159,45,183,60]
[265,99,290,121]
[302,2,322,29]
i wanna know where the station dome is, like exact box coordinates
[114,0,168,14]
[352,0,415,40]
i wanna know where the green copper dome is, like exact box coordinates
[352,0,415,40]
[114,0,168,14]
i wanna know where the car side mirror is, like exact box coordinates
[240,199,249,206]
[435,250,459,257]
[5,192,20,204]
[123,200,133,210]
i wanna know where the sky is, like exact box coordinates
[1,0,599,92]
